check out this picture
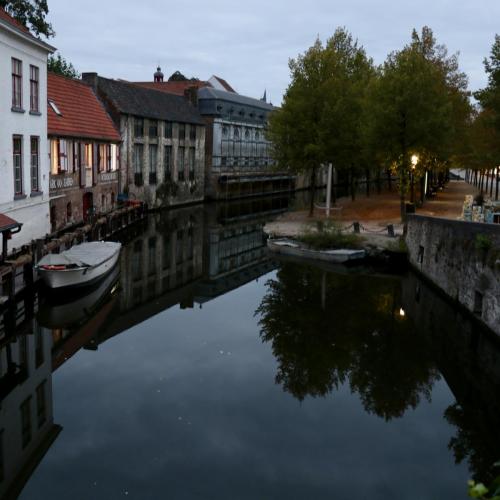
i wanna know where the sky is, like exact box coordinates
[46,0,500,104]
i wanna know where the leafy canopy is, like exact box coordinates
[48,52,79,79]
[0,0,54,38]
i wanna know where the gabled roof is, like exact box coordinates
[133,80,209,96]
[209,75,236,93]
[0,8,55,52]
[96,77,205,125]
[48,73,121,142]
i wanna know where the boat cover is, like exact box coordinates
[38,242,121,268]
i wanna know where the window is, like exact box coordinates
[49,100,62,116]
[189,125,196,141]
[20,397,32,449]
[51,139,69,174]
[106,144,112,172]
[234,127,240,139]
[111,144,119,171]
[148,237,156,276]
[245,128,250,140]
[149,145,157,184]
[164,145,172,180]
[164,121,172,139]
[189,147,195,181]
[73,141,82,171]
[35,325,44,368]
[12,58,22,109]
[30,65,39,112]
[133,144,143,185]
[162,234,171,270]
[176,230,183,264]
[177,147,185,181]
[98,144,106,172]
[30,137,39,192]
[134,117,144,138]
[179,123,185,141]
[222,125,229,137]
[13,136,23,195]
[149,120,158,138]
[36,382,46,428]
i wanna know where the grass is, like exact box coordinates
[297,220,365,250]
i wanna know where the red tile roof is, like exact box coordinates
[48,73,121,142]
[0,214,21,232]
[0,8,30,34]
[133,80,209,96]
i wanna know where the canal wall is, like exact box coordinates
[406,214,500,334]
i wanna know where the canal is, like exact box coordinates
[0,197,499,499]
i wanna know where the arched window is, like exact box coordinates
[234,127,240,139]
[245,129,250,140]
[222,126,229,137]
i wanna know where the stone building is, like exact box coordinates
[0,8,55,252]
[82,74,206,209]
[47,73,121,232]
[134,68,295,200]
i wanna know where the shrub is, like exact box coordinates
[298,220,364,250]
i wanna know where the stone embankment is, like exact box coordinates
[406,214,500,335]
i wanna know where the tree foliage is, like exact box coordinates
[0,0,54,38]
[48,52,79,79]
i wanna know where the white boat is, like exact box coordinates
[37,241,121,290]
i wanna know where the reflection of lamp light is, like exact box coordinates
[399,308,406,317]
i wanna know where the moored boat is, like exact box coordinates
[37,241,121,290]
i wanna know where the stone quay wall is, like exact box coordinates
[406,214,500,334]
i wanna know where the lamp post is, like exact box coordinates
[410,154,418,204]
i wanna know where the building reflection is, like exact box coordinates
[0,299,61,500]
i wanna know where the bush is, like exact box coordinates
[298,220,364,250]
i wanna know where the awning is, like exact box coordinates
[0,214,22,232]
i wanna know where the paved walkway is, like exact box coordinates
[265,181,479,245]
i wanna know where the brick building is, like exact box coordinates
[47,73,121,232]
[82,73,206,209]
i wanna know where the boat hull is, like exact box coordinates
[38,249,120,290]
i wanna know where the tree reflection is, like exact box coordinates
[256,263,439,420]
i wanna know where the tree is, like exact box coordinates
[0,0,54,38]
[267,28,374,215]
[367,28,467,221]
[48,52,79,79]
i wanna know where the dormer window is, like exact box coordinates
[49,99,62,116]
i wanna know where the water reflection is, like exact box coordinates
[0,196,498,497]
[257,261,500,483]
[256,264,439,419]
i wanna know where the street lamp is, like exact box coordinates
[410,155,418,204]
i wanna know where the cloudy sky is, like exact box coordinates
[46,0,499,103]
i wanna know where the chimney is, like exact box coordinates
[82,72,98,92]
[184,86,199,107]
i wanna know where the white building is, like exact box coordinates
[0,9,55,253]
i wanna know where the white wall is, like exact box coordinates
[0,24,52,251]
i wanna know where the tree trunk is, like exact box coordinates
[496,171,499,201]
[420,173,425,205]
[350,166,356,201]
[387,169,392,190]
[377,167,382,194]
[308,167,316,217]
[366,168,370,197]
[400,162,407,223]
[490,169,494,198]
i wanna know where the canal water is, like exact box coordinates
[0,197,499,500]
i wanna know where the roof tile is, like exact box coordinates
[48,73,121,142]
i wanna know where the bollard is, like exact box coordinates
[387,224,395,237]
[353,222,361,234]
